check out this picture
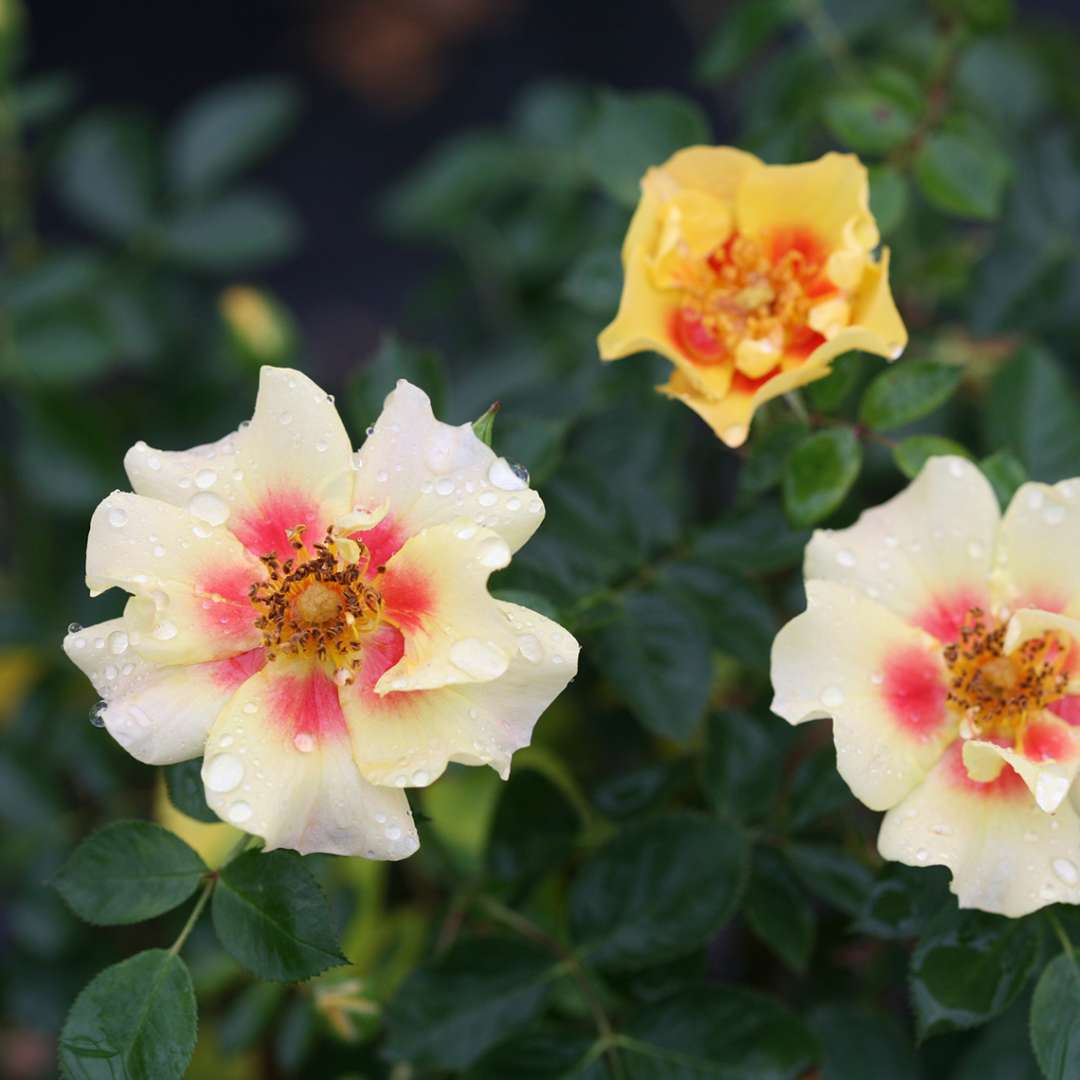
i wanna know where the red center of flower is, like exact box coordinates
[248,524,385,683]
[669,227,839,382]
[943,607,1071,746]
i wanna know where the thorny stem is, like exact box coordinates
[168,832,254,957]
[475,894,626,1079]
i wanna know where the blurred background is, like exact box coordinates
[5,0,1080,1077]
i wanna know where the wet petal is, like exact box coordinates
[375,520,524,693]
[804,456,999,640]
[341,604,579,786]
[85,491,264,664]
[126,368,354,561]
[995,479,1080,616]
[878,742,1080,917]
[351,381,545,563]
[771,580,955,810]
[64,618,265,764]
[201,659,418,858]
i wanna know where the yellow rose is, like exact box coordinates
[599,148,907,447]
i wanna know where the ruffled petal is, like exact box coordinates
[341,604,579,786]
[126,367,355,561]
[351,381,545,563]
[735,152,879,255]
[771,580,955,810]
[64,619,264,764]
[804,456,999,640]
[201,658,418,858]
[878,742,1080,916]
[85,491,265,664]
[374,520,523,693]
[994,479,1080,616]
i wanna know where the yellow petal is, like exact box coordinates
[995,479,1080,616]
[804,456,999,637]
[342,602,579,787]
[735,151,879,254]
[201,657,418,858]
[771,580,955,811]
[879,743,1080,916]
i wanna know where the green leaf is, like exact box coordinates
[217,982,285,1054]
[953,998,1042,1079]
[979,450,1027,508]
[809,1003,919,1079]
[8,308,113,384]
[859,361,962,431]
[382,937,556,1070]
[211,850,346,981]
[158,190,299,270]
[167,77,301,195]
[787,743,853,831]
[1030,953,1080,1079]
[785,843,874,916]
[584,90,712,206]
[702,710,791,822]
[52,112,157,238]
[471,402,499,447]
[619,985,819,1078]
[893,435,972,479]
[487,769,579,883]
[869,164,910,236]
[853,864,950,941]
[984,346,1080,483]
[59,949,197,1080]
[914,122,1011,220]
[559,247,622,315]
[782,428,862,527]
[910,906,1041,1037]
[805,353,866,413]
[53,821,206,926]
[695,0,796,83]
[12,71,79,128]
[569,812,749,971]
[2,250,104,317]
[469,1025,594,1079]
[591,587,712,742]
[163,760,218,824]
[347,332,448,431]
[824,89,918,155]
[738,420,809,498]
[744,847,816,974]
[692,499,809,574]
[658,562,777,671]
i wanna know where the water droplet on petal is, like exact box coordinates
[411,769,429,786]
[189,492,230,526]
[449,638,508,681]
[107,630,129,655]
[1053,857,1079,886]
[821,685,845,708]
[435,478,455,496]
[294,733,316,753]
[107,507,128,528]
[227,800,253,824]
[517,634,543,663]
[488,459,527,491]
[476,536,510,569]
[205,753,244,793]
[152,620,178,641]
[194,468,217,490]
[835,548,856,568]
[89,702,107,727]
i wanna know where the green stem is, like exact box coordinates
[168,876,215,957]
[476,895,625,1080]
[1049,910,1075,962]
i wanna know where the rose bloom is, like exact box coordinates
[598,148,907,447]
[770,456,1080,916]
[65,368,579,859]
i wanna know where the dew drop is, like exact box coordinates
[227,800,253,824]
[279,411,293,426]
[1044,505,1067,526]
[411,770,429,786]
[1053,857,1079,886]
[242,702,258,715]
[821,685,845,708]
[835,548,856,568]
[152,620,178,641]
[294,733,316,753]
[189,492,230,526]
[88,702,107,727]
[967,540,985,559]
[67,622,83,636]
[435,478,455,496]
[488,458,528,491]
[915,848,929,863]
[449,638,509,681]
[107,507,128,528]
[205,752,244,793]
[476,536,510,569]
[194,468,217,490]
[152,544,166,558]
[517,634,544,663]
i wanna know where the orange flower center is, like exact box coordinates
[249,525,383,682]
[669,228,840,379]
[944,608,1070,743]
